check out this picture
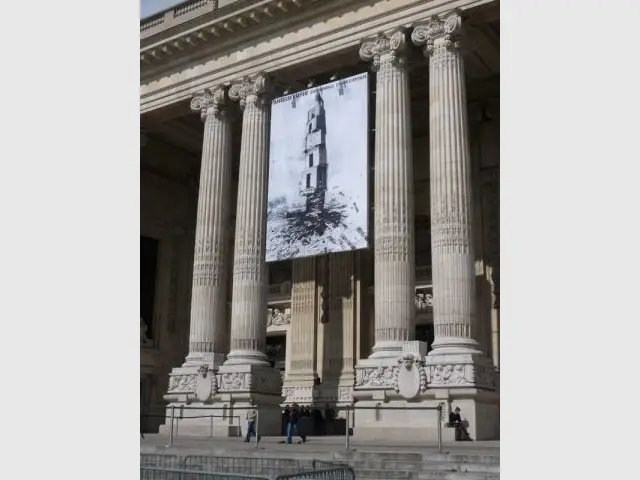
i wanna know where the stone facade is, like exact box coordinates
[140,0,500,439]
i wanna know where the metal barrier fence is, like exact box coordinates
[140,455,355,480]
[140,467,270,479]
[146,403,445,453]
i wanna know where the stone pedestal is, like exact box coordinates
[161,364,283,437]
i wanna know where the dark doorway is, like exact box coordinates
[266,334,287,370]
[415,324,434,353]
[141,236,159,340]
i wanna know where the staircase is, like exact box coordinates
[331,451,500,480]
[141,450,499,479]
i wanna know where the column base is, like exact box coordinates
[353,342,499,440]
[352,391,499,441]
[368,341,405,359]
[224,350,271,366]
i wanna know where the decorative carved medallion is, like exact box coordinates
[394,353,428,399]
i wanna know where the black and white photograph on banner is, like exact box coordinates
[266,72,370,262]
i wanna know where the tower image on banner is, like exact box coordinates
[266,73,370,262]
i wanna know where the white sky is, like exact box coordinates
[140,0,183,18]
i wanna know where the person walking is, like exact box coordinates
[286,403,307,444]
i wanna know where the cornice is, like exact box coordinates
[140,0,497,113]
[141,0,350,66]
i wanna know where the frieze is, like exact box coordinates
[168,374,197,393]
[415,289,433,311]
[218,372,250,391]
[282,386,316,403]
[217,370,283,395]
[426,363,496,390]
[267,307,291,327]
[354,365,397,389]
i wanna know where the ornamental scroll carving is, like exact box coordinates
[411,12,465,59]
[359,28,408,71]
[190,86,228,121]
[229,72,272,109]
[267,307,291,327]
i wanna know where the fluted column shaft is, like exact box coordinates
[185,87,233,366]
[225,73,272,366]
[360,29,416,358]
[288,258,317,377]
[412,13,481,354]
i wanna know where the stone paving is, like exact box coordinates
[141,433,500,457]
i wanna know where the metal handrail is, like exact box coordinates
[146,403,444,453]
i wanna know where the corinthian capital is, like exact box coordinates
[190,87,228,121]
[359,28,407,71]
[411,12,464,58]
[229,72,273,109]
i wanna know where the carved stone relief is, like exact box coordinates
[267,307,291,327]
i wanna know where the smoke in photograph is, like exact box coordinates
[266,73,370,262]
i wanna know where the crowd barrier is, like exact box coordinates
[140,455,355,480]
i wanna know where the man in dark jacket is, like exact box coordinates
[286,403,307,444]
[448,407,472,441]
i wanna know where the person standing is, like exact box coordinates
[244,402,260,443]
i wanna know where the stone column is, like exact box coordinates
[282,257,319,404]
[359,28,416,359]
[412,14,482,355]
[184,86,233,367]
[215,73,283,436]
[224,73,272,367]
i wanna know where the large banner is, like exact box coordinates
[266,72,370,262]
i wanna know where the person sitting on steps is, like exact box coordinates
[449,406,473,441]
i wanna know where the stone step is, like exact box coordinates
[346,460,499,474]
[332,451,500,466]
[356,472,499,480]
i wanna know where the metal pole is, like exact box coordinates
[344,405,350,451]
[167,405,175,447]
[210,411,213,438]
[255,406,260,448]
[437,404,443,454]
